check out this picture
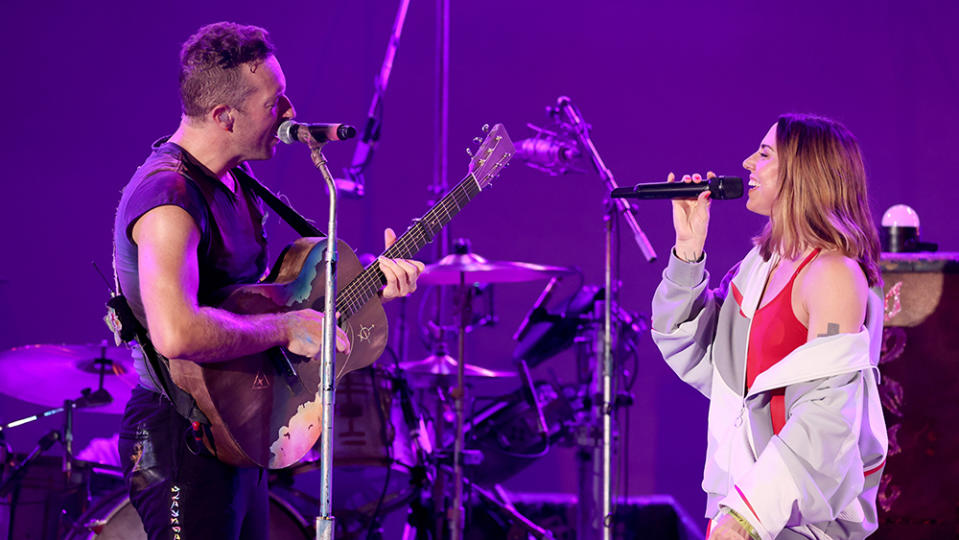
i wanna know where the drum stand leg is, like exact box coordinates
[427,467,555,540]
[448,273,470,540]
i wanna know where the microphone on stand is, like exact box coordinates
[0,430,60,498]
[277,121,357,145]
[554,95,581,127]
[333,115,381,198]
[611,176,744,200]
[332,169,366,197]
[514,136,580,174]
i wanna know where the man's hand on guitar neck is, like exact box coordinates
[283,309,351,358]
[378,228,425,302]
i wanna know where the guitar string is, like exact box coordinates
[333,174,483,317]
[336,176,480,314]
[334,147,509,317]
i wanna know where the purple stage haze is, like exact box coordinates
[1,0,956,529]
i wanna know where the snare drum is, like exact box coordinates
[64,489,310,539]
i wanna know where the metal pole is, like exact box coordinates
[431,0,451,259]
[339,0,412,197]
[555,97,646,538]
[601,209,614,539]
[431,2,452,536]
[311,145,338,540]
[450,275,467,540]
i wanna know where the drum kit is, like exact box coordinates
[0,242,647,539]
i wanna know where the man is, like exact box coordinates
[113,22,423,539]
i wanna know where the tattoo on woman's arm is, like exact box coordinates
[818,322,840,337]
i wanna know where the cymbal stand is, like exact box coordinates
[0,386,113,538]
[0,342,116,498]
[449,272,471,540]
[0,427,60,540]
[391,356,434,540]
[428,467,554,540]
[555,96,656,539]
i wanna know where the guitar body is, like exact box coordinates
[169,237,388,469]
[167,123,514,470]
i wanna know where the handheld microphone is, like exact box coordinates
[277,120,357,145]
[611,176,743,200]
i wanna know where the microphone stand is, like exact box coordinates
[556,96,656,263]
[337,0,412,197]
[308,142,339,540]
[430,0,454,537]
[555,96,656,540]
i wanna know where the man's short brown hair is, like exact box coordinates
[178,22,275,118]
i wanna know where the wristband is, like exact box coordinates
[720,506,761,540]
[673,247,704,263]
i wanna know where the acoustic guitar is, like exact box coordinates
[169,124,514,468]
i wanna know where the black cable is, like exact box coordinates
[365,367,393,539]
[416,285,443,350]
[624,400,630,507]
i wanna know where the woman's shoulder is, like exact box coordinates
[799,250,869,327]
[807,250,867,287]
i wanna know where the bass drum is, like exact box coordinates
[274,367,422,536]
[64,488,311,539]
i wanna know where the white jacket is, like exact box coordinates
[651,248,887,539]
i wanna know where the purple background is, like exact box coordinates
[2,0,957,526]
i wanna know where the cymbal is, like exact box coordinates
[0,343,138,415]
[419,252,576,285]
[399,353,515,387]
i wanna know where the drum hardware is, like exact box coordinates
[454,379,576,487]
[418,282,497,340]
[417,250,577,286]
[515,95,661,540]
[569,297,646,539]
[409,239,575,539]
[0,339,139,539]
[398,348,516,389]
[509,277,648,539]
[426,464,555,540]
[513,284,604,367]
[0,395,127,538]
[0,341,137,415]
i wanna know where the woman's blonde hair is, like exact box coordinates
[754,113,881,287]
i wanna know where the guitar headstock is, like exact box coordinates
[468,123,514,190]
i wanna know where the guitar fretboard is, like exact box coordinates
[335,172,482,322]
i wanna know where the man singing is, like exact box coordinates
[113,22,423,539]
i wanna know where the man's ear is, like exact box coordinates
[212,105,234,130]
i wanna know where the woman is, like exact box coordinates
[651,113,887,539]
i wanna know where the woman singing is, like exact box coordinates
[651,114,887,539]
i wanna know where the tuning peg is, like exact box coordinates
[466,148,474,157]
[481,124,490,133]
[472,136,483,145]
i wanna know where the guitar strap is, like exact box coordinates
[233,166,326,238]
[105,294,211,428]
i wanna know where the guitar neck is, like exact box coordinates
[335,172,481,320]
